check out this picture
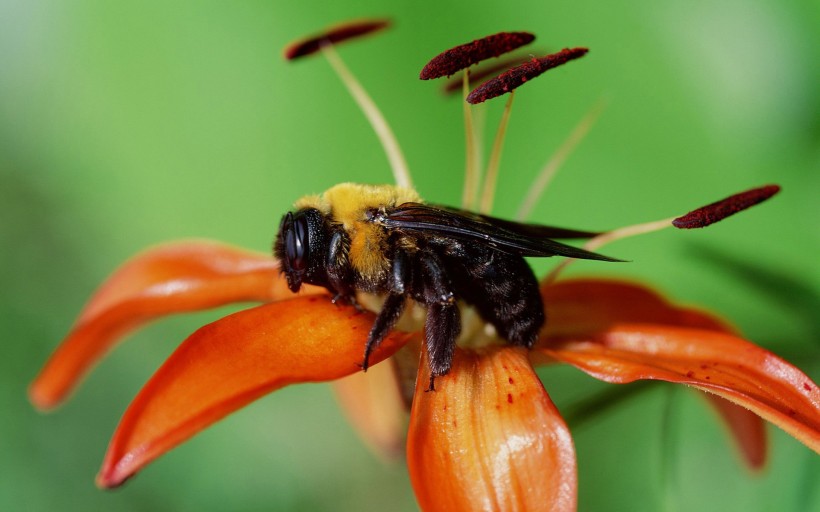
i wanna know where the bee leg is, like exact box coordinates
[332,292,363,313]
[418,251,460,391]
[424,303,459,391]
[360,293,406,371]
[326,230,358,306]
[360,251,409,371]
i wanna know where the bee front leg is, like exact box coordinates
[325,230,358,306]
[360,293,405,371]
[418,250,460,391]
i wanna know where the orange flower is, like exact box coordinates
[28,242,820,509]
[29,19,820,512]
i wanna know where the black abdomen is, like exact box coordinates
[436,239,545,347]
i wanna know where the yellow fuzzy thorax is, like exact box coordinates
[295,183,423,280]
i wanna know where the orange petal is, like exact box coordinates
[540,277,769,468]
[407,346,577,512]
[97,295,411,488]
[539,323,820,454]
[541,278,731,339]
[30,240,322,410]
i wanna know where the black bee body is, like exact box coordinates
[436,236,545,347]
[274,183,617,388]
[374,225,547,381]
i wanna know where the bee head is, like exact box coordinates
[274,208,328,293]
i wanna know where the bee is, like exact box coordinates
[274,183,618,389]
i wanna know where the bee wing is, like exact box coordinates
[434,204,601,239]
[383,203,622,261]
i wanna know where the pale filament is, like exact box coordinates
[461,71,479,210]
[516,98,607,221]
[479,91,515,214]
[544,217,676,285]
[321,43,413,189]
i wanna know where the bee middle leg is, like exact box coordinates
[424,302,459,391]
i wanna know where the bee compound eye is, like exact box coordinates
[286,213,309,271]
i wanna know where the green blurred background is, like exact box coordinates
[2,1,818,511]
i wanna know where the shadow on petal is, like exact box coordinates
[96,295,412,488]
[332,351,412,461]
[540,278,730,340]
[705,395,768,470]
[407,346,576,512]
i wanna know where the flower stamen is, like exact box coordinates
[544,185,781,283]
[516,97,608,220]
[462,70,480,210]
[467,48,588,105]
[420,32,535,80]
[479,91,515,214]
[283,19,390,60]
[672,185,781,229]
[320,44,413,188]
[442,54,534,95]
[285,19,412,188]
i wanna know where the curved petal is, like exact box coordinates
[539,323,820,454]
[97,295,411,488]
[407,346,576,512]
[30,240,323,410]
[540,278,769,468]
[540,278,730,339]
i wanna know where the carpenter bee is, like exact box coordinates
[274,183,619,389]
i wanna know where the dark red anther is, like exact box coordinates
[672,185,781,229]
[442,54,533,94]
[283,19,390,61]
[420,32,535,80]
[466,47,588,104]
